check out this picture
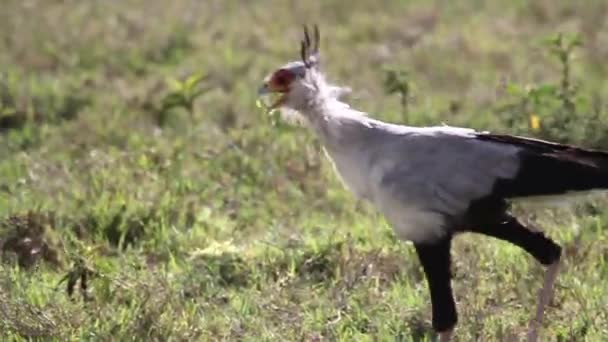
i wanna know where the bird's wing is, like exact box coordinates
[373,128,521,219]
[474,132,608,199]
[375,128,608,221]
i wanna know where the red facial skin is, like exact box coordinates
[263,68,296,109]
[267,69,295,93]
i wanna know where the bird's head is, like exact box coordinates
[258,25,350,118]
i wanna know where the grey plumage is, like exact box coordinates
[298,107,523,242]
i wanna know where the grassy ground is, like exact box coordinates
[1,0,608,340]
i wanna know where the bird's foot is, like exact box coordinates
[527,259,561,342]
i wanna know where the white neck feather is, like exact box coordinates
[283,70,370,146]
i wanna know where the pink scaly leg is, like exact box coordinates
[438,329,453,342]
[527,260,561,342]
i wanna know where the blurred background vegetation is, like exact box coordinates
[1,0,608,340]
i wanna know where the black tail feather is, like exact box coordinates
[477,133,608,199]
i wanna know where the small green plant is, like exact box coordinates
[57,257,97,301]
[500,83,558,132]
[382,66,411,123]
[159,72,206,123]
[545,32,583,113]
[255,98,298,134]
[494,32,598,145]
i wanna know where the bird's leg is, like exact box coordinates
[527,259,560,342]
[414,237,457,341]
[467,214,562,342]
[438,329,453,342]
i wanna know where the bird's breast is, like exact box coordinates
[323,148,373,200]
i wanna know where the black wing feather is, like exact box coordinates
[476,133,608,199]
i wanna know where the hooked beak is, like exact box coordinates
[257,83,271,96]
[257,82,286,110]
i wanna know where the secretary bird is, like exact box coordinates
[258,25,608,341]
